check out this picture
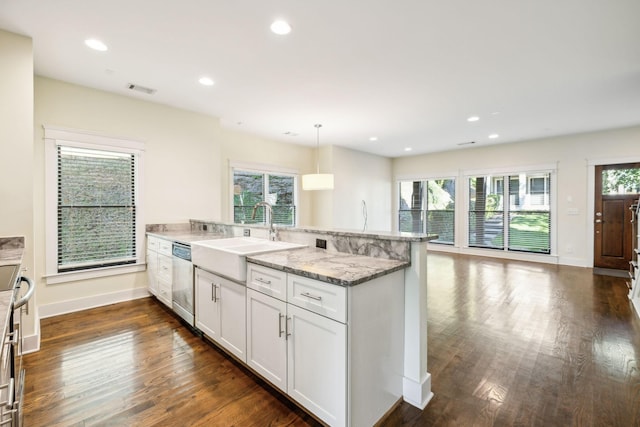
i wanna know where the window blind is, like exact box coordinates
[57,146,137,271]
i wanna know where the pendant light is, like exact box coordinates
[302,124,334,190]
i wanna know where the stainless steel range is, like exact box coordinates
[171,243,194,326]
[0,264,34,427]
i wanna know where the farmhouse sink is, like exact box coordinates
[191,237,306,282]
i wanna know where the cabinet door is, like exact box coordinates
[246,289,287,392]
[195,268,220,340]
[146,250,158,296]
[218,278,247,362]
[287,304,347,427]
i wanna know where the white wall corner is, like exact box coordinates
[39,287,150,319]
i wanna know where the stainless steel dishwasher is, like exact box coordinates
[172,242,195,326]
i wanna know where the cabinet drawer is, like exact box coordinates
[147,236,160,251]
[158,239,173,256]
[287,275,346,323]
[157,278,172,307]
[247,264,287,301]
[157,254,172,282]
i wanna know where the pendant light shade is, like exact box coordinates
[302,124,334,191]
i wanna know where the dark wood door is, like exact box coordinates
[594,164,640,269]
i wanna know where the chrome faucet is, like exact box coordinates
[252,201,277,241]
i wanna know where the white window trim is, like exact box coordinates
[229,160,299,226]
[461,167,557,257]
[43,125,146,284]
[396,176,457,244]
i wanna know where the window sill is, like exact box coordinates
[44,263,146,285]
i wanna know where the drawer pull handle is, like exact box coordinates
[300,292,322,301]
[256,277,272,285]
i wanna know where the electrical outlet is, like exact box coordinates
[316,238,327,249]
[243,228,251,237]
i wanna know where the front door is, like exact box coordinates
[594,163,640,269]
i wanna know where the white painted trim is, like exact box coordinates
[229,160,298,175]
[43,126,146,280]
[585,156,640,268]
[229,160,300,227]
[395,171,459,182]
[22,329,40,354]
[586,156,640,167]
[39,287,150,319]
[587,165,595,268]
[403,242,431,408]
[464,162,558,177]
[427,243,561,265]
[403,374,434,409]
[43,125,145,151]
[44,263,146,285]
[558,256,590,268]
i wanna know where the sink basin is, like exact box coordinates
[191,237,306,281]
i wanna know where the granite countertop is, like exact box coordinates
[247,248,409,287]
[0,237,24,351]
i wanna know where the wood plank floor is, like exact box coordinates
[23,253,640,426]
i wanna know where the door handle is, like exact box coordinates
[278,313,285,337]
[211,283,218,302]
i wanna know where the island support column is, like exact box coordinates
[403,240,433,408]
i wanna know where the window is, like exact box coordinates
[44,127,145,282]
[468,171,551,254]
[398,178,455,244]
[232,167,297,226]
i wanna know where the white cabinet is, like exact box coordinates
[287,303,346,426]
[246,264,347,427]
[146,249,158,296]
[195,267,247,362]
[147,236,172,307]
[246,262,405,427]
[246,288,287,392]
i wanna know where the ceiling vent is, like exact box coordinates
[457,141,476,146]
[127,83,157,95]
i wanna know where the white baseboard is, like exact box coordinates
[403,373,434,410]
[39,287,151,319]
[427,243,591,266]
[22,330,40,354]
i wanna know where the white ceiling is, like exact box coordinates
[1,0,639,157]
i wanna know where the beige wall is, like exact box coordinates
[393,125,640,266]
[330,146,393,231]
[0,30,35,338]
[34,77,223,311]
[218,127,315,226]
[34,76,321,318]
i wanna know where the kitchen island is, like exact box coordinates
[146,220,436,424]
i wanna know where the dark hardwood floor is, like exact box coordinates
[23,253,640,426]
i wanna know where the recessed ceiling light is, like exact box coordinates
[270,20,292,35]
[467,116,480,122]
[199,77,214,86]
[404,147,412,152]
[369,136,378,142]
[84,38,108,51]
[488,133,500,139]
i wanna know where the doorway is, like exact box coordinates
[594,163,640,270]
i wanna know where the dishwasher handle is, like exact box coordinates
[14,276,34,309]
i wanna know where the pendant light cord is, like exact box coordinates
[314,123,322,174]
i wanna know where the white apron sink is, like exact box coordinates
[191,237,305,282]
